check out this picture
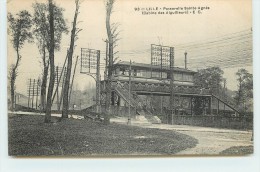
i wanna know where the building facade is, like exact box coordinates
[100,61,223,122]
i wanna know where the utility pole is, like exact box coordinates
[52,51,69,105]
[56,66,60,110]
[160,46,163,79]
[59,67,67,110]
[128,60,132,125]
[169,47,175,123]
[32,79,35,109]
[96,51,101,113]
[28,79,31,108]
[184,51,187,69]
[104,39,109,80]
[68,56,79,110]
[36,79,39,110]
[223,79,227,113]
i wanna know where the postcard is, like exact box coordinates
[7,0,253,157]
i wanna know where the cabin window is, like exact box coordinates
[161,72,167,79]
[114,68,120,75]
[119,68,126,75]
[174,73,183,81]
[183,74,193,82]
[151,71,160,78]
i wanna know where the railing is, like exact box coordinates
[110,81,211,96]
[167,115,253,130]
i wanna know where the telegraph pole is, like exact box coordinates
[170,47,175,123]
[160,46,163,78]
[68,56,79,109]
[184,51,187,69]
[32,79,35,108]
[104,39,109,80]
[128,60,132,125]
[28,79,31,108]
[96,51,101,113]
[223,78,227,112]
[56,66,60,110]
[36,79,39,109]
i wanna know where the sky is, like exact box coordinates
[7,0,253,95]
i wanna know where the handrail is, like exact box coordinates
[212,94,240,115]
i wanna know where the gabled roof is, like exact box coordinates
[114,61,196,73]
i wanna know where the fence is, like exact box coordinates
[163,114,253,130]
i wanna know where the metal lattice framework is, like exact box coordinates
[54,66,67,86]
[81,48,99,74]
[151,44,173,69]
[151,44,174,79]
[27,79,41,97]
[27,78,41,109]
[80,48,101,113]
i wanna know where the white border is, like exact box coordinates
[1,0,260,172]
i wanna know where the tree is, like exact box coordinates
[62,0,81,118]
[104,0,120,124]
[45,0,56,123]
[194,67,224,96]
[32,2,68,111]
[7,10,33,111]
[234,69,253,112]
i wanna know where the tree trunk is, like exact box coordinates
[45,0,55,123]
[10,69,15,111]
[41,65,48,111]
[62,0,79,118]
[104,43,113,124]
[10,48,20,111]
[104,1,114,124]
[40,48,48,111]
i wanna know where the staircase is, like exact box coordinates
[114,84,139,107]
[137,109,161,124]
[212,94,240,115]
[114,82,161,124]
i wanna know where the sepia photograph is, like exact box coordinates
[6,0,254,158]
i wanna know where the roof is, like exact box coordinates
[114,61,196,73]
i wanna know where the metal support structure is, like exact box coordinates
[96,51,101,113]
[80,48,101,114]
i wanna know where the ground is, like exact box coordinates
[8,113,253,156]
[112,117,253,155]
[8,114,198,156]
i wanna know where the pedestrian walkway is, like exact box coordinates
[8,111,84,119]
[111,116,253,155]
